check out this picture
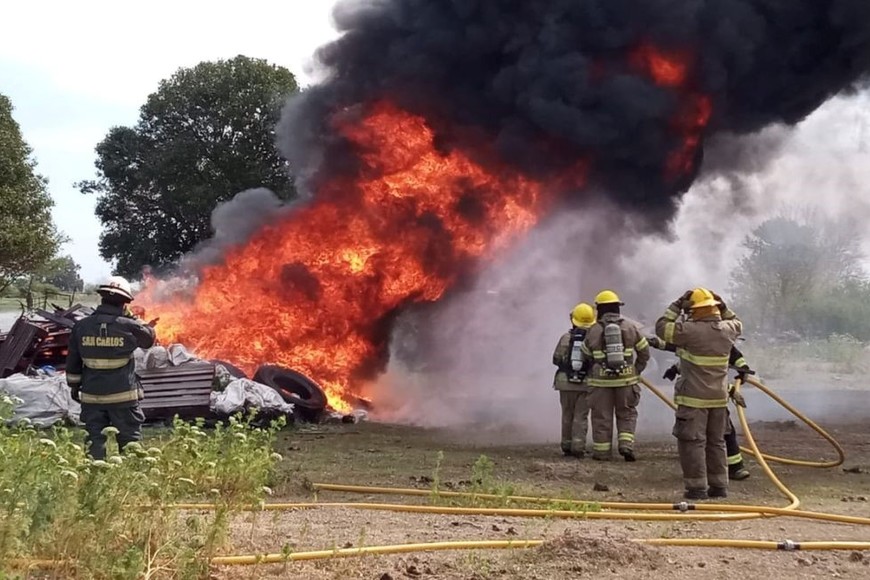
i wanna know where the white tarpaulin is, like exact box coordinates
[1,345,294,426]
[0,373,81,427]
[134,344,198,372]
[210,378,295,416]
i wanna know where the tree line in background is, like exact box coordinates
[77,55,299,279]
[1,55,299,304]
[0,93,84,309]
[730,209,870,342]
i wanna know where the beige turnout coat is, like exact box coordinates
[581,314,650,387]
[655,300,742,408]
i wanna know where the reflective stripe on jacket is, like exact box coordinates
[65,303,156,407]
[655,300,742,408]
[581,314,650,387]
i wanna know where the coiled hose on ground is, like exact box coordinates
[13,375,870,571]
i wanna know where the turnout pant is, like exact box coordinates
[725,412,745,473]
[589,385,641,457]
[559,389,590,454]
[673,405,728,490]
[80,403,145,460]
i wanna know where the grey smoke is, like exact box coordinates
[385,92,870,439]
[178,188,292,271]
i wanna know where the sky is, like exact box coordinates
[0,0,341,283]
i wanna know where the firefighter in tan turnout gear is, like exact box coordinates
[580,290,650,462]
[66,277,156,459]
[651,337,754,481]
[552,303,596,457]
[655,288,742,500]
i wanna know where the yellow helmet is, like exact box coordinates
[689,287,719,309]
[570,303,595,328]
[594,290,623,306]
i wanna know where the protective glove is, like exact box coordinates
[70,386,81,403]
[147,317,160,328]
[736,365,756,380]
[728,384,747,408]
[679,289,694,312]
[711,291,728,313]
[663,365,679,382]
[648,336,667,350]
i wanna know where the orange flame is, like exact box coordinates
[631,42,712,180]
[632,43,689,88]
[140,102,584,411]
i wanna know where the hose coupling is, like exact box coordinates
[673,502,694,512]
[778,539,799,551]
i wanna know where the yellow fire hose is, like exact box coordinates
[641,376,845,468]
[11,375,870,571]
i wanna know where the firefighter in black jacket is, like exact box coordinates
[66,276,156,459]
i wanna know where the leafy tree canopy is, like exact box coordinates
[731,209,868,338]
[79,55,299,278]
[39,254,84,293]
[0,94,63,292]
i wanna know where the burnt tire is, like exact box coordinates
[210,359,248,379]
[252,365,327,422]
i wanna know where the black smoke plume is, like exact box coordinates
[279,0,870,221]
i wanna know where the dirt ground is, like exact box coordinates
[211,411,870,580]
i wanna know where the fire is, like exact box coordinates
[631,42,712,180]
[141,41,712,413]
[140,102,580,411]
[631,44,689,88]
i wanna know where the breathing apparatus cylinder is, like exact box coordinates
[603,323,626,373]
[568,328,587,382]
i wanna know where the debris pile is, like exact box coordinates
[0,306,364,427]
[0,304,87,377]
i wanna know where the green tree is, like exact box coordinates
[731,211,865,337]
[78,55,299,278]
[0,94,63,292]
[39,254,84,293]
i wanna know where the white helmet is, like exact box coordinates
[97,276,134,301]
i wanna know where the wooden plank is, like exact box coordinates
[141,383,213,394]
[139,373,214,384]
[59,304,83,318]
[35,309,76,329]
[137,363,215,379]
[0,319,48,377]
[141,397,212,409]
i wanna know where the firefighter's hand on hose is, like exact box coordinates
[728,385,747,408]
[70,386,81,403]
[663,365,679,382]
[736,365,756,378]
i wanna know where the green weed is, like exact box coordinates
[0,395,285,578]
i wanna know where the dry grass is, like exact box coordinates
[211,419,870,579]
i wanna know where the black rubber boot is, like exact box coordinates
[619,448,636,462]
[729,465,750,481]
[708,486,728,498]
[684,488,708,500]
